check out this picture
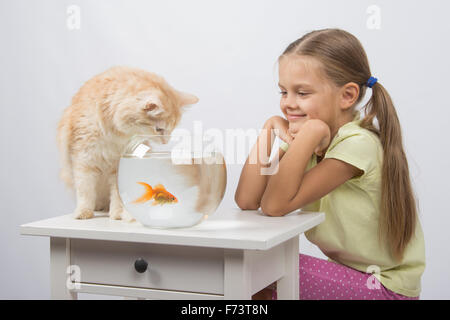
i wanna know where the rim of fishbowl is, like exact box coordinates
[129,133,219,147]
[122,133,224,160]
[130,133,217,140]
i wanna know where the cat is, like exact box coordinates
[57,66,199,221]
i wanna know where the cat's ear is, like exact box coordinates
[143,101,163,117]
[176,90,199,107]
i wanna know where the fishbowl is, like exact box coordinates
[118,134,227,228]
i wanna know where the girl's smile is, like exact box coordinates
[286,114,307,121]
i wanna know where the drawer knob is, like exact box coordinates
[134,258,148,273]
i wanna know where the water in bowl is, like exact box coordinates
[118,152,226,228]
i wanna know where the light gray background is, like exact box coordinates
[1,0,449,299]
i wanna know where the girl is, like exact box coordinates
[235,28,425,300]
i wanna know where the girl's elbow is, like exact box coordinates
[261,207,284,217]
[260,200,285,217]
[261,192,306,216]
[235,194,260,211]
[237,201,260,211]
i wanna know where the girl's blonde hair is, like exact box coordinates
[280,28,417,262]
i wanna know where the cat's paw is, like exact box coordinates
[109,208,122,220]
[74,208,94,220]
[109,208,135,222]
[121,209,136,223]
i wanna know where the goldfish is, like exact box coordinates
[132,182,178,206]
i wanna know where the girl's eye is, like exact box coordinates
[155,127,164,133]
[278,91,309,96]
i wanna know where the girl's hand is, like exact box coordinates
[265,115,293,144]
[288,120,304,138]
[290,119,331,157]
[314,125,331,157]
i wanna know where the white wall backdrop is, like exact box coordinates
[1,0,449,299]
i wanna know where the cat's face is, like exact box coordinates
[112,84,198,143]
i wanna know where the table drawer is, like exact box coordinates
[70,239,224,294]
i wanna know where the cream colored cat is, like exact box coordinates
[57,66,199,221]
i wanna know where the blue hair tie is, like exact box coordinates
[366,76,378,88]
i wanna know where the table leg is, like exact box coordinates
[224,249,252,299]
[276,236,299,299]
[50,237,78,300]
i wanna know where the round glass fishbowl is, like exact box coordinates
[118,134,227,228]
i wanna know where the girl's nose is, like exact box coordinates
[282,93,298,109]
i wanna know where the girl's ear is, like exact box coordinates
[176,90,199,107]
[340,82,360,110]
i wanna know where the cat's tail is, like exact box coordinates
[56,111,74,190]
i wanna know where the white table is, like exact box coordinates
[20,208,324,300]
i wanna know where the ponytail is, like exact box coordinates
[360,82,418,262]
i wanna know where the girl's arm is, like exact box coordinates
[260,119,363,216]
[234,119,288,210]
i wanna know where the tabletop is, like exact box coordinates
[20,207,325,250]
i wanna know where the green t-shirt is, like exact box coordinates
[279,113,425,297]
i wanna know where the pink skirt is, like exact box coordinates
[270,254,419,300]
